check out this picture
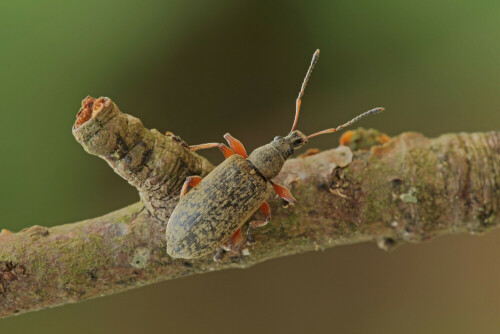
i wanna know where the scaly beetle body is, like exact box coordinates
[166,50,384,260]
[167,131,307,259]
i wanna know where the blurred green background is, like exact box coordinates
[1,1,500,333]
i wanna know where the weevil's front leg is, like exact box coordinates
[189,142,235,159]
[165,131,190,149]
[223,133,247,158]
[271,181,297,205]
[180,176,203,197]
[247,201,271,245]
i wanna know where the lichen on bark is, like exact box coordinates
[72,96,214,222]
[0,97,498,318]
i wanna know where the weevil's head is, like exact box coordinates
[248,49,384,182]
[248,130,307,181]
[271,130,307,160]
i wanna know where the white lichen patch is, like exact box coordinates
[400,188,418,204]
[130,247,150,268]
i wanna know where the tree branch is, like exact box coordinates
[1,97,499,318]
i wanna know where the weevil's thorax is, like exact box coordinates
[247,130,307,180]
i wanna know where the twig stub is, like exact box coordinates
[0,98,498,318]
[72,96,214,223]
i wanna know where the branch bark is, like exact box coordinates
[0,97,499,318]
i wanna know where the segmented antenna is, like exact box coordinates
[290,49,320,133]
[306,107,385,139]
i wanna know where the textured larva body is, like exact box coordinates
[166,155,271,258]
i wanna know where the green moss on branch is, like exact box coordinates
[0,99,499,318]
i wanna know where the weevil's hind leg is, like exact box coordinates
[224,133,248,158]
[271,182,297,205]
[189,142,235,159]
[213,228,243,262]
[213,248,224,262]
[247,201,271,245]
[222,228,243,251]
[180,176,203,197]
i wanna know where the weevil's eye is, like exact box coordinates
[274,136,282,141]
[292,139,303,147]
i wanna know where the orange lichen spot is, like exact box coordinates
[93,97,107,113]
[339,128,390,151]
[74,97,109,129]
[0,229,12,235]
[339,130,355,146]
[377,133,391,144]
[74,96,96,129]
[298,148,320,158]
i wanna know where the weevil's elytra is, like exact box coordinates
[167,155,270,258]
[166,49,384,260]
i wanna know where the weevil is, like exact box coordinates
[166,49,384,260]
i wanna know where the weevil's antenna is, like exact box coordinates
[290,49,320,133]
[306,107,385,140]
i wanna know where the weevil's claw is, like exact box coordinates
[281,199,292,208]
[246,227,256,246]
[213,248,224,263]
[165,131,190,149]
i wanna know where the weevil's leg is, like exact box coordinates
[271,181,297,205]
[223,133,247,158]
[165,131,190,149]
[222,228,243,251]
[180,176,203,197]
[214,228,243,262]
[190,142,235,159]
[247,201,271,245]
[213,248,224,262]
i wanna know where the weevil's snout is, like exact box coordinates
[270,131,307,161]
[287,130,308,149]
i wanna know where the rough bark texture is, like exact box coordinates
[72,96,214,222]
[0,97,499,319]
